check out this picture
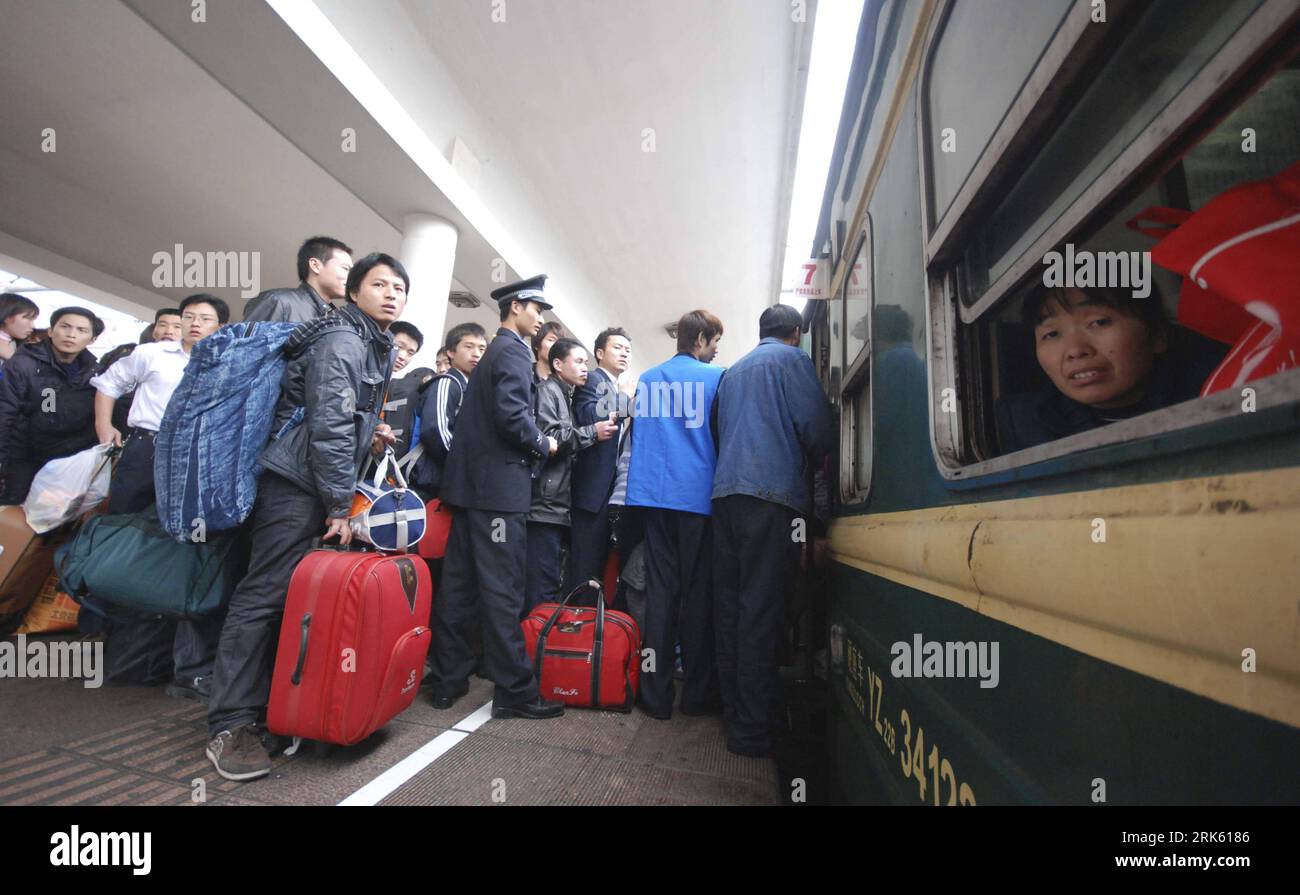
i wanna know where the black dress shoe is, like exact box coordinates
[430,682,469,710]
[491,697,564,719]
[726,739,773,758]
[638,702,672,721]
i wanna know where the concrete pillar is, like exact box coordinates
[396,213,458,376]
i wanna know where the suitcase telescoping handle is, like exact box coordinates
[290,613,312,685]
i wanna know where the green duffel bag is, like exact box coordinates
[57,509,249,620]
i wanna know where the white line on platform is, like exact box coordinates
[337,700,494,806]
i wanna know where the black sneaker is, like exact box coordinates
[491,697,564,720]
[165,675,211,705]
[206,725,272,781]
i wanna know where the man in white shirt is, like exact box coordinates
[89,293,227,699]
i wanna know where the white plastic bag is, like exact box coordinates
[22,443,114,533]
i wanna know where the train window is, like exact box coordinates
[958,0,1268,317]
[929,41,1300,477]
[925,0,1074,229]
[840,223,872,503]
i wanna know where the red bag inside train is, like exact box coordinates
[1127,160,1300,395]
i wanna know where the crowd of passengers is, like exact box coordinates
[0,232,1219,782]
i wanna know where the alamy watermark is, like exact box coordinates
[50,826,150,875]
[890,634,999,689]
[151,243,260,297]
[596,380,707,429]
[1042,244,1151,299]
[0,635,103,688]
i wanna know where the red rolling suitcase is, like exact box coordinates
[521,581,640,712]
[268,546,432,745]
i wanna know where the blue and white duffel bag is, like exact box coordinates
[349,448,427,551]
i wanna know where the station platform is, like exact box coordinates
[0,634,780,807]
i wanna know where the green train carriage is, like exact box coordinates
[804,0,1300,804]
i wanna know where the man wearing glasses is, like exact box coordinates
[90,293,229,698]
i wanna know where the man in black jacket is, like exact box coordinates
[0,307,103,505]
[568,327,631,590]
[414,322,487,495]
[242,235,352,323]
[429,275,563,719]
[525,338,616,613]
[205,252,404,781]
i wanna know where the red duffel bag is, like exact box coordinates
[521,580,640,712]
[416,498,453,560]
[1127,160,1300,395]
[268,545,432,745]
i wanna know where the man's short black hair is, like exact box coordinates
[297,236,352,283]
[154,307,182,322]
[97,343,137,373]
[389,321,424,350]
[1021,283,1166,342]
[180,293,230,324]
[548,337,586,372]
[594,327,630,362]
[531,321,565,355]
[444,322,487,353]
[0,292,39,327]
[346,253,410,301]
[676,310,724,354]
[758,304,802,340]
[50,306,105,338]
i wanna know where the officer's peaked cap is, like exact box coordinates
[491,274,553,311]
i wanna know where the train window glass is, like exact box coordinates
[960,0,1266,308]
[840,222,872,503]
[925,0,1073,229]
[1180,68,1300,206]
[843,224,872,370]
[972,62,1300,465]
[842,90,926,502]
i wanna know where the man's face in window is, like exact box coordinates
[1033,288,1166,410]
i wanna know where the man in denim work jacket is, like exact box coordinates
[710,304,830,757]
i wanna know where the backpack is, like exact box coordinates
[153,321,299,541]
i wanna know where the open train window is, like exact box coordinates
[924,0,1300,478]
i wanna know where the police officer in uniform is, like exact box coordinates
[428,275,564,718]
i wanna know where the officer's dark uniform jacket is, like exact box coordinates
[259,302,394,518]
[529,375,598,526]
[0,340,99,475]
[242,281,332,324]
[440,327,549,514]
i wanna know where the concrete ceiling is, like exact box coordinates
[0,0,403,318]
[0,0,812,370]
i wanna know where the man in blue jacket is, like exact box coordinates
[626,310,725,720]
[711,304,830,757]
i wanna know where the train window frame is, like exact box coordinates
[929,0,1295,326]
[922,0,1300,480]
[840,221,874,505]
